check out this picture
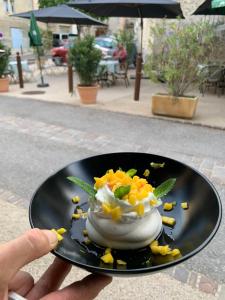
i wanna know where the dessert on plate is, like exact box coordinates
[68,168,176,250]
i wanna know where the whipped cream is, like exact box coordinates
[86,185,163,250]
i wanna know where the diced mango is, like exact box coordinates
[117,259,127,265]
[72,213,80,219]
[51,229,63,241]
[72,196,80,203]
[100,253,114,264]
[135,203,145,216]
[57,228,67,235]
[162,216,176,226]
[171,249,181,257]
[111,206,122,221]
[143,169,150,177]
[105,247,111,254]
[150,240,159,247]
[102,203,112,214]
[163,202,173,211]
[150,199,157,206]
[181,202,188,209]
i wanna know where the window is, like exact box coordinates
[3,0,14,14]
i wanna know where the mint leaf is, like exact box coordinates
[150,162,165,169]
[67,176,96,198]
[126,169,137,177]
[153,178,176,199]
[114,185,131,199]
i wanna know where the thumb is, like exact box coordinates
[0,228,58,282]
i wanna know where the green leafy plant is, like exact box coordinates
[0,42,11,78]
[145,21,224,97]
[153,178,176,199]
[114,29,135,64]
[67,176,96,198]
[69,35,102,86]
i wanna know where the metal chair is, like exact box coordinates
[199,65,224,96]
[114,62,129,87]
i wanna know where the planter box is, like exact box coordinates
[152,94,198,119]
[0,78,9,92]
[77,85,99,104]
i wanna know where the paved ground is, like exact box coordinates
[0,95,224,299]
[6,70,225,129]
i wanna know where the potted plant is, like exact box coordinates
[145,21,219,119]
[0,42,11,92]
[69,35,102,104]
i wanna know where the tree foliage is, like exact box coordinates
[145,20,225,97]
[39,0,69,8]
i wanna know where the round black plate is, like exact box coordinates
[30,152,222,276]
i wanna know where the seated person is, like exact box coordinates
[113,43,127,66]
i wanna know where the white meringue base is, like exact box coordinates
[86,209,163,250]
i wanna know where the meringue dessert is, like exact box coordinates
[68,169,176,251]
[86,169,163,250]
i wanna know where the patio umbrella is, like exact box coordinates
[193,0,225,15]
[68,0,184,100]
[12,4,106,26]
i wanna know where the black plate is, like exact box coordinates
[30,152,222,276]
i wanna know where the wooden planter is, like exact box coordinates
[77,85,99,104]
[0,77,9,92]
[152,94,198,119]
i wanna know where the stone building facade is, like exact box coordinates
[0,0,76,54]
[141,0,225,57]
[0,0,40,51]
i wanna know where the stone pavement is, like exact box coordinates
[5,71,225,130]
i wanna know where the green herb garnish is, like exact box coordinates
[67,176,96,198]
[150,162,165,169]
[153,178,176,199]
[126,169,137,177]
[114,185,131,199]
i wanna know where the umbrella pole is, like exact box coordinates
[37,46,49,88]
[134,16,143,101]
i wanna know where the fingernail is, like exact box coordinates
[43,230,58,248]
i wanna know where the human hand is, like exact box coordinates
[0,229,112,300]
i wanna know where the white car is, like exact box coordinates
[94,36,117,57]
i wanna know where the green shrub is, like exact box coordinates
[0,42,11,78]
[69,35,102,86]
[145,21,223,97]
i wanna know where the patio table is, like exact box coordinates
[99,59,119,74]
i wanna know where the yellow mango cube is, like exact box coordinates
[72,196,80,203]
[162,216,176,226]
[150,199,157,206]
[181,202,188,209]
[117,259,127,265]
[135,203,145,216]
[72,213,80,219]
[111,206,122,221]
[102,203,112,214]
[57,228,67,235]
[171,249,181,257]
[100,253,114,264]
[143,169,150,177]
[163,202,173,211]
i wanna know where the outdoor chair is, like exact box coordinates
[199,65,225,96]
[96,65,114,87]
[114,62,129,87]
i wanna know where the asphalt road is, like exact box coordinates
[0,95,224,284]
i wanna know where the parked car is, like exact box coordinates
[94,36,117,58]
